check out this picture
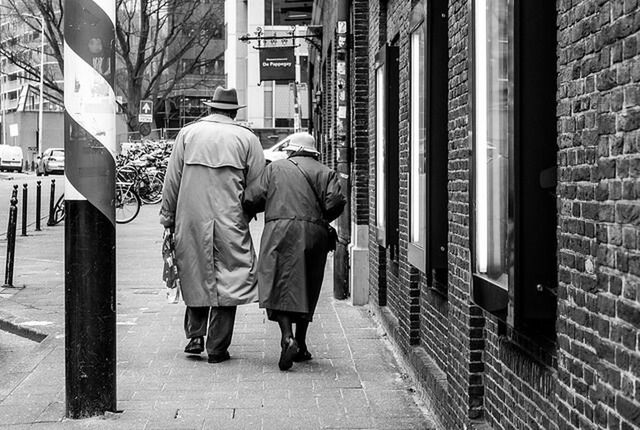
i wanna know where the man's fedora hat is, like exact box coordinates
[203,87,245,110]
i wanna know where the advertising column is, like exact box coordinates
[63,0,117,418]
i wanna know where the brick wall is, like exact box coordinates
[350,0,370,226]
[310,0,640,428]
[556,0,640,428]
[368,0,385,308]
[317,2,337,169]
[445,0,485,426]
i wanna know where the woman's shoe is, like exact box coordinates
[292,349,312,362]
[278,337,299,371]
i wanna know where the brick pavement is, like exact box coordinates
[0,205,438,429]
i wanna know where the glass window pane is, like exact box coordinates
[376,66,386,231]
[474,0,514,290]
[410,25,426,247]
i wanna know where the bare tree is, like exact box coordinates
[0,0,225,131]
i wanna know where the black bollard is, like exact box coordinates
[47,179,56,226]
[3,186,20,288]
[21,184,27,237]
[36,181,41,231]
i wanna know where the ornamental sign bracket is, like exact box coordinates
[239,25,322,52]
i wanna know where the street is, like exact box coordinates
[0,204,438,429]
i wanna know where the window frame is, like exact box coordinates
[470,0,514,317]
[407,3,428,272]
[471,0,558,353]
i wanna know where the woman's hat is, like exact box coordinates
[284,132,320,155]
[203,87,245,110]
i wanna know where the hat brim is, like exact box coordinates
[284,145,320,155]
[203,101,245,110]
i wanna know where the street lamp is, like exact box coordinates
[23,14,45,158]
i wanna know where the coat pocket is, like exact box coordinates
[203,219,216,283]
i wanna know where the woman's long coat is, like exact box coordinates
[160,114,265,307]
[243,155,345,320]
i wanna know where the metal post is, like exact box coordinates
[46,179,56,226]
[21,184,27,236]
[333,0,351,300]
[38,15,44,157]
[35,180,41,231]
[3,186,19,288]
[64,0,117,418]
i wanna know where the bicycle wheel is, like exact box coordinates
[116,164,138,184]
[115,184,141,224]
[139,173,163,205]
[51,194,65,225]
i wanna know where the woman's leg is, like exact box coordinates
[294,321,309,351]
[293,320,313,362]
[273,311,300,370]
[275,313,294,346]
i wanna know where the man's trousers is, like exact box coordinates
[184,306,237,356]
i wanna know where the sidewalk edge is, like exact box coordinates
[364,303,447,430]
[0,309,49,342]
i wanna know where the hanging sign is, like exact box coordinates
[260,47,295,82]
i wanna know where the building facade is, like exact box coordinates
[225,0,311,147]
[311,0,640,428]
[0,1,65,165]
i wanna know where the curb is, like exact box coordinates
[0,308,49,342]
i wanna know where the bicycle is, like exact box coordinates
[47,181,141,225]
[116,161,164,205]
[115,179,142,223]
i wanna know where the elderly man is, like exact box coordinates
[160,87,265,363]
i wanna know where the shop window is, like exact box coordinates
[472,0,557,355]
[375,44,400,261]
[409,11,427,270]
[408,1,449,292]
[375,61,386,243]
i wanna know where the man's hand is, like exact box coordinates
[163,226,174,239]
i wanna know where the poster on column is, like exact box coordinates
[260,47,295,82]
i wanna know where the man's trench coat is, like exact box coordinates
[160,114,265,307]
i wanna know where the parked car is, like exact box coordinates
[0,145,24,172]
[263,136,291,164]
[36,148,65,176]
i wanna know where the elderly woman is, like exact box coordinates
[244,132,345,371]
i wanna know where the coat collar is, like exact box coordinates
[198,114,254,132]
[199,113,236,125]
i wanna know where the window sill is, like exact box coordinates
[407,242,425,273]
[472,274,508,314]
[498,323,558,370]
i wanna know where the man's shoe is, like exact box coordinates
[208,351,230,363]
[184,337,204,354]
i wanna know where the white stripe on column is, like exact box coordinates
[64,42,117,157]
[91,0,116,26]
[65,174,87,201]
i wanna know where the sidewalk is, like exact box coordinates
[0,206,438,429]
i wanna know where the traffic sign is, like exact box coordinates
[138,100,153,123]
[139,123,151,136]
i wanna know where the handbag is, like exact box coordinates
[288,159,338,251]
[162,228,182,303]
